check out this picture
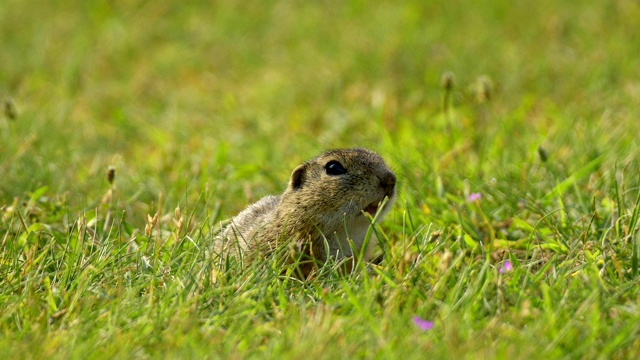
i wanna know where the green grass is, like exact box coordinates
[2,0,640,358]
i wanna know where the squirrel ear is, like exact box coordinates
[289,164,307,190]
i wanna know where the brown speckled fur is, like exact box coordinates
[216,148,396,277]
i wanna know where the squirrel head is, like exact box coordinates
[282,148,396,224]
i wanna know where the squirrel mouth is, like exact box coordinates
[363,202,380,216]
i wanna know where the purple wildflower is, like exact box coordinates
[468,193,481,202]
[412,316,434,331]
[498,260,512,274]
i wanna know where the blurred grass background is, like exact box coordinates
[3,0,639,215]
[2,0,640,358]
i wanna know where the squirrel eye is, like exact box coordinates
[325,160,347,176]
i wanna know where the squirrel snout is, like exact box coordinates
[380,171,396,196]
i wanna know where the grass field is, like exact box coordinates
[2,0,640,358]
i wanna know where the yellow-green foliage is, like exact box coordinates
[2,0,640,358]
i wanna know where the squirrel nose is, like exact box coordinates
[380,171,396,196]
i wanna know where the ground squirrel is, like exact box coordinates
[215,148,396,277]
